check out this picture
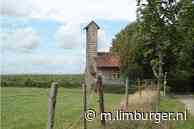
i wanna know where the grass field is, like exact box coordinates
[1,87,123,129]
[1,83,193,129]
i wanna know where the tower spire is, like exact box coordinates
[84,21,100,87]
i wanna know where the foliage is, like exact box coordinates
[172,0,194,80]
[1,74,83,88]
[111,0,194,92]
[137,0,179,81]
[111,22,145,79]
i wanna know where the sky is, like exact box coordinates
[0,0,137,74]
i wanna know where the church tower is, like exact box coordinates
[84,21,100,87]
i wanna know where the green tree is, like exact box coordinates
[111,22,144,79]
[111,0,193,92]
[137,0,179,85]
[172,0,194,80]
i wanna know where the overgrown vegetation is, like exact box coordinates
[160,96,194,129]
[107,95,194,129]
[111,0,194,93]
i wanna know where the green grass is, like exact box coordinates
[160,97,185,112]
[160,96,194,129]
[2,86,194,129]
[1,87,123,129]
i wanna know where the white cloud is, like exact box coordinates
[0,0,137,22]
[1,54,85,74]
[0,0,138,74]
[54,23,110,51]
[0,0,33,17]
[55,23,82,49]
[98,29,110,52]
[1,0,137,51]
[0,27,40,52]
[29,55,79,66]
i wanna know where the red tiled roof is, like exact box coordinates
[95,53,120,68]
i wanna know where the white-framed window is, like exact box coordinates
[112,71,120,79]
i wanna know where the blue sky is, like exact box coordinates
[0,0,137,74]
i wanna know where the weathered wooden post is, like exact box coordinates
[156,79,161,112]
[96,75,105,128]
[125,77,129,108]
[150,80,154,90]
[47,82,58,129]
[163,72,167,96]
[82,81,87,129]
[145,79,148,89]
[81,81,87,129]
[138,79,142,96]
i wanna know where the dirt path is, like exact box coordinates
[177,95,194,116]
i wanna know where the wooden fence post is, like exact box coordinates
[125,77,129,108]
[96,75,105,128]
[82,82,87,129]
[138,79,142,96]
[47,82,58,129]
[156,79,161,112]
[150,80,153,90]
[163,72,167,96]
[145,80,148,89]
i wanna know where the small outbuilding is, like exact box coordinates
[84,21,123,87]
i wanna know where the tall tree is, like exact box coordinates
[111,22,144,79]
[173,0,194,80]
[111,0,193,92]
[137,0,179,84]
